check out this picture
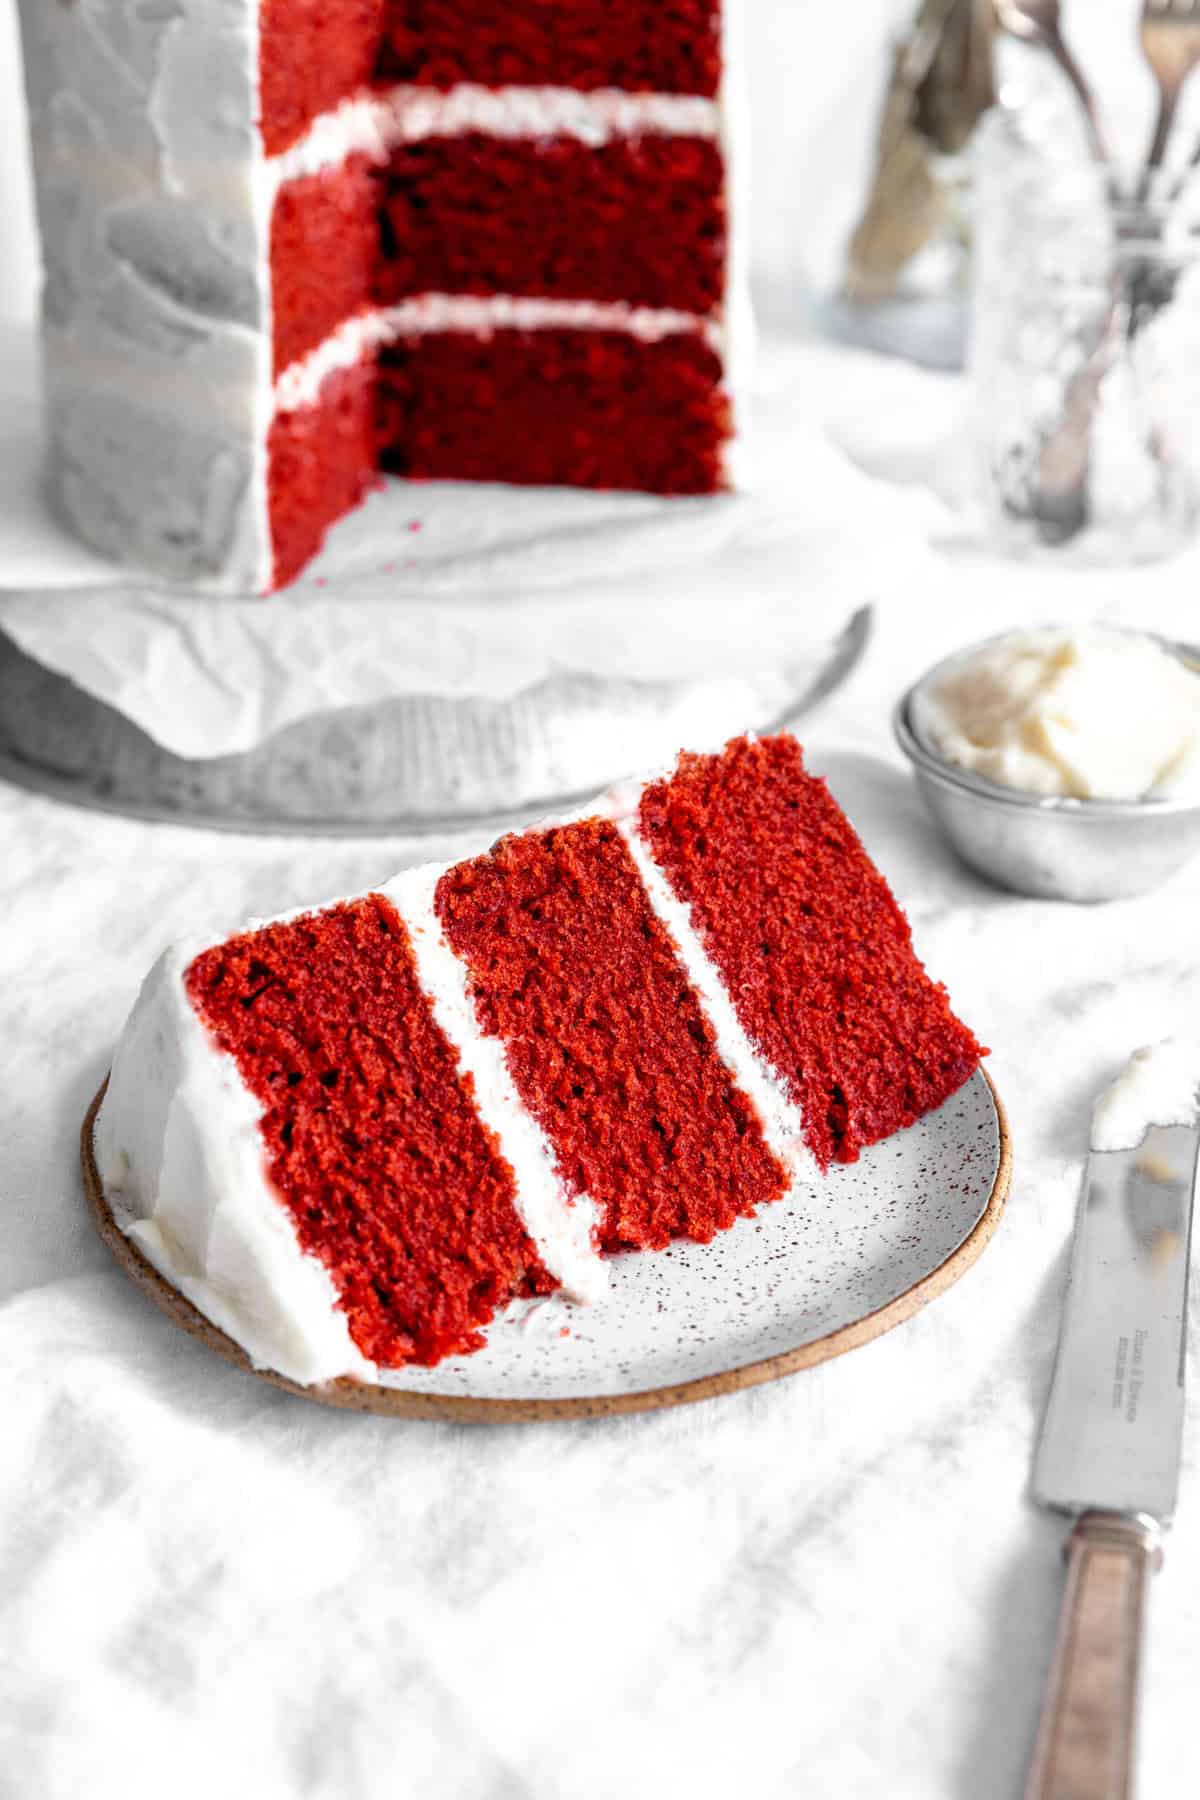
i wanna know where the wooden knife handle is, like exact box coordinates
[1025,1512,1163,1800]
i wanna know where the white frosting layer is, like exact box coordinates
[718,0,753,486]
[94,944,376,1387]
[274,297,722,413]
[1091,1042,1200,1153]
[381,866,608,1304]
[250,15,273,591]
[267,84,721,192]
[609,803,820,1184]
[18,0,275,591]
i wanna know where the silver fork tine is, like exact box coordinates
[993,0,1109,160]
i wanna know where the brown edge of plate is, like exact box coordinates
[81,1073,1012,1424]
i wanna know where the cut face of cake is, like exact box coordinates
[95,736,985,1387]
[16,0,747,593]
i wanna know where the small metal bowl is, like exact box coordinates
[893,640,1200,903]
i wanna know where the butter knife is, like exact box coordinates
[1027,1056,1199,1800]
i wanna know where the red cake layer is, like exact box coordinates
[436,819,787,1252]
[267,325,731,588]
[268,361,380,589]
[376,136,725,316]
[376,328,730,494]
[269,135,725,385]
[260,2,723,156]
[378,0,723,98]
[185,896,554,1367]
[271,160,378,378]
[638,738,986,1169]
[260,0,386,156]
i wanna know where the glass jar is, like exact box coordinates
[970,105,1200,564]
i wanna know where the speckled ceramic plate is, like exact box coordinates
[82,1071,1010,1421]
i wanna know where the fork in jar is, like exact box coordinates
[1140,0,1200,187]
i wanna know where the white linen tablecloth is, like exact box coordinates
[3,311,1200,1797]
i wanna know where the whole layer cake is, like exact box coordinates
[16,0,747,592]
[96,736,985,1386]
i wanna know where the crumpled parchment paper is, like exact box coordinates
[0,341,942,760]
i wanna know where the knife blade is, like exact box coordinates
[1025,1056,1199,1800]
[1033,1121,1198,1523]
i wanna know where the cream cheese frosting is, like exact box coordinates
[611,807,819,1182]
[273,297,723,414]
[381,864,609,1305]
[19,0,271,590]
[1090,1042,1200,1154]
[94,943,377,1387]
[265,85,722,195]
[916,628,1200,801]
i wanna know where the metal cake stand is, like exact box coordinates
[0,606,872,836]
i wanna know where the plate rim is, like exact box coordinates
[80,1071,1011,1423]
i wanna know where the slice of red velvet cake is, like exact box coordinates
[18,0,747,592]
[96,736,984,1386]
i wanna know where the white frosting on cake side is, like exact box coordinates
[381,867,609,1305]
[248,9,274,593]
[273,297,723,413]
[717,0,754,490]
[266,84,722,192]
[17,0,274,592]
[94,944,376,1387]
